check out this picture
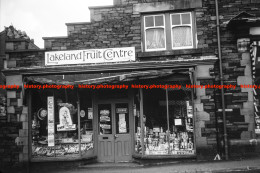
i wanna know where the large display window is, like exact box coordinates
[30,88,94,159]
[134,81,195,156]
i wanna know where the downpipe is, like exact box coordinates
[215,0,229,160]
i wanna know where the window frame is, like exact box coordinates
[142,11,196,52]
[170,12,194,50]
[143,14,167,52]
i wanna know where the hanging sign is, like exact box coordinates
[45,47,135,66]
[57,106,76,131]
[47,96,55,147]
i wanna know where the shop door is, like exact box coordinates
[97,102,131,162]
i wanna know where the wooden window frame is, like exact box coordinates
[143,14,166,52]
[142,11,196,52]
[170,12,194,50]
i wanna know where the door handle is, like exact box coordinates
[114,134,118,139]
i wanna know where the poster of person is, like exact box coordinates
[57,106,76,131]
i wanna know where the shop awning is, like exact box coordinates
[24,68,193,86]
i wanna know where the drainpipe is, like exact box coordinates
[215,0,228,160]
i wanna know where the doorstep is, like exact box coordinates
[79,162,144,168]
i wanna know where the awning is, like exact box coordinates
[24,68,193,85]
[225,12,260,28]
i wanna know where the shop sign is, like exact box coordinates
[45,47,135,66]
[116,108,128,113]
[47,96,55,147]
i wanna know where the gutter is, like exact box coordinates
[215,0,229,160]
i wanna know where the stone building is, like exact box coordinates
[1,0,260,167]
[0,26,40,167]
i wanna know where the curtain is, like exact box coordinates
[146,28,165,50]
[172,26,192,48]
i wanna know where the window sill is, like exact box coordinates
[31,155,96,162]
[137,48,203,58]
[133,153,196,159]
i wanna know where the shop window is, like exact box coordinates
[143,12,195,52]
[31,88,94,159]
[134,82,195,156]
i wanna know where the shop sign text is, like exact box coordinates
[45,47,135,66]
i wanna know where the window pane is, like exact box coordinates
[145,16,154,27]
[171,14,181,25]
[168,85,195,155]
[146,28,165,50]
[99,104,112,134]
[31,89,80,158]
[80,90,94,156]
[182,13,191,24]
[143,88,167,155]
[115,103,129,134]
[172,26,192,48]
[155,15,164,26]
[134,90,141,154]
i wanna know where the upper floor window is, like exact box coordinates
[144,15,166,51]
[143,12,196,52]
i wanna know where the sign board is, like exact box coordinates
[116,108,128,113]
[47,96,55,147]
[45,47,135,66]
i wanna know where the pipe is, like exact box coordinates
[215,0,228,160]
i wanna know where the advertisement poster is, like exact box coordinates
[47,96,55,147]
[119,113,126,133]
[57,106,76,131]
[88,108,93,119]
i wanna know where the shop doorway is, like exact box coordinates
[97,101,132,162]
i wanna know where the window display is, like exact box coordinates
[134,84,195,156]
[31,89,94,159]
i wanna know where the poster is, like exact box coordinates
[57,106,76,131]
[174,119,182,126]
[119,113,126,133]
[88,108,93,119]
[47,96,55,147]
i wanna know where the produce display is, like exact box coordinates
[135,100,195,155]
[32,142,93,157]
[32,102,94,158]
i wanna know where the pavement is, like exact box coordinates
[1,157,260,173]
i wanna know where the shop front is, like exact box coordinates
[2,46,218,162]
[27,68,197,162]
